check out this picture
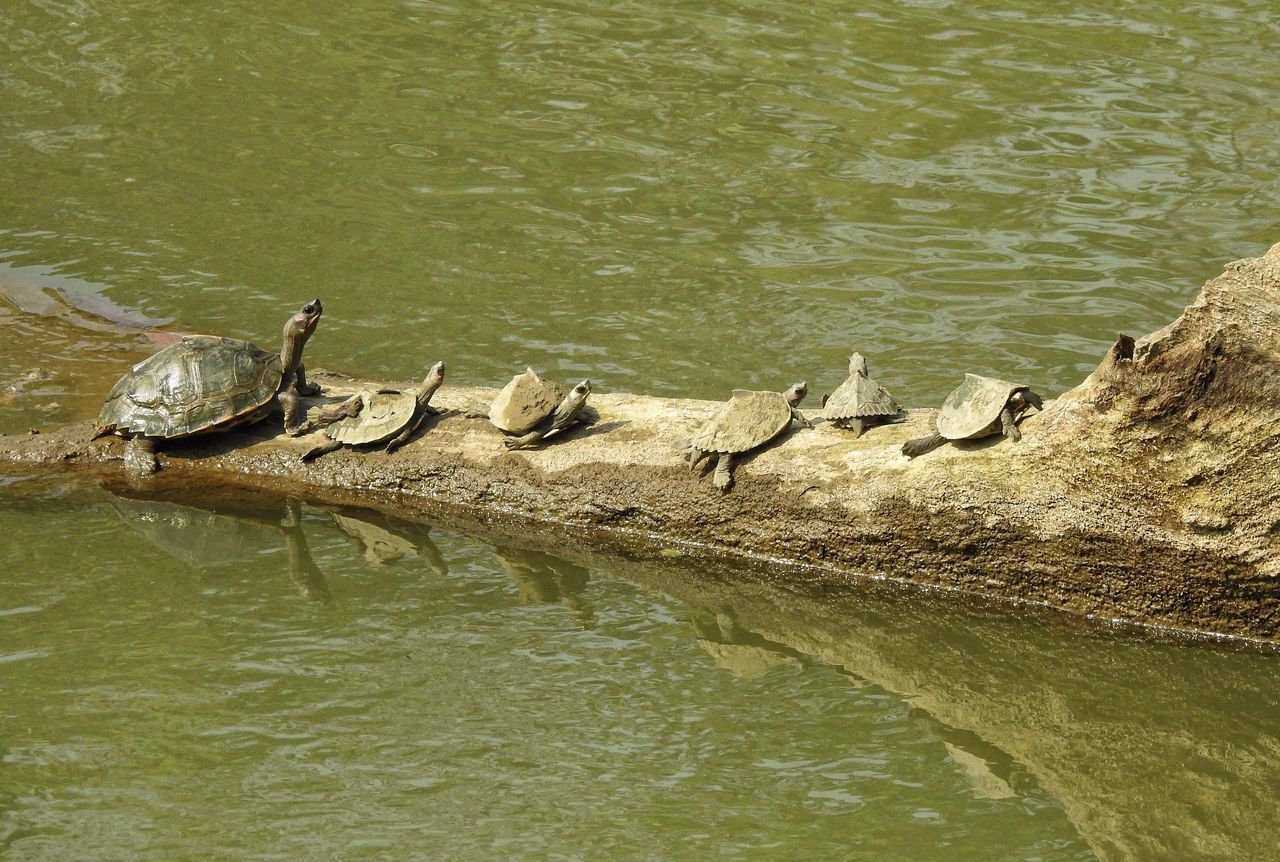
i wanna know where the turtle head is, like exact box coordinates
[293,299,325,333]
[1011,387,1044,413]
[784,381,808,407]
[425,361,446,386]
[848,353,868,376]
[281,299,323,374]
[285,299,323,340]
[569,379,592,403]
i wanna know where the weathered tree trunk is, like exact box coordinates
[3,245,1279,643]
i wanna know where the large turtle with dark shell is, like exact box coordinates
[301,362,446,461]
[95,300,324,477]
[822,352,901,436]
[487,368,595,450]
[687,382,811,493]
[901,373,1043,458]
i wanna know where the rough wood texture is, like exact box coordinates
[3,245,1279,643]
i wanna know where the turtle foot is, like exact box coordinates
[123,436,160,478]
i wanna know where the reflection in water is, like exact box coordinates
[491,545,593,624]
[104,491,333,602]
[910,708,1037,802]
[101,488,455,603]
[330,510,448,576]
[690,607,806,679]
[2,482,1277,859]
[624,560,1280,862]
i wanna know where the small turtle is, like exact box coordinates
[301,361,446,461]
[501,378,593,450]
[95,300,324,477]
[821,352,901,436]
[687,382,811,492]
[901,373,1043,458]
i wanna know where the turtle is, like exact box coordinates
[821,352,902,436]
[901,373,1044,458]
[686,382,811,493]
[95,300,325,477]
[301,361,446,461]
[483,368,594,450]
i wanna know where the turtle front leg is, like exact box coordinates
[504,429,544,450]
[123,435,160,477]
[849,417,865,438]
[790,407,814,429]
[712,452,735,492]
[902,431,946,458]
[280,389,307,436]
[687,447,710,472]
[292,364,321,397]
[386,409,429,453]
[1000,407,1021,443]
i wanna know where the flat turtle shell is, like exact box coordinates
[935,374,1026,440]
[823,355,898,421]
[326,389,419,447]
[489,368,568,434]
[97,335,283,439]
[691,390,794,454]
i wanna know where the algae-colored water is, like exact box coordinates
[2,1,1279,859]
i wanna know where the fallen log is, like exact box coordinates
[3,244,1279,643]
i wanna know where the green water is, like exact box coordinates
[3,0,1280,858]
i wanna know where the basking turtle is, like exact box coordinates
[480,368,594,450]
[301,362,446,461]
[822,352,901,436]
[687,382,811,493]
[901,374,1043,458]
[501,378,593,450]
[95,300,325,476]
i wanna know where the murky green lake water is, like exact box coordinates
[2,1,1279,858]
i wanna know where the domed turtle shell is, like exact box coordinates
[325,388,419,447]
[97,335,283,439]
[935,374,1027,440]
[691,390,794,455]
[489,368,568,434]
[822,353,899,421]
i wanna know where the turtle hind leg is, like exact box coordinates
[123,436,160,477]
[301,438,343,462]
[901,431,946,459]
[849,417,865,438]
[712,453,735,492]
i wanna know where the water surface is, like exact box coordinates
[4,1,1280,858]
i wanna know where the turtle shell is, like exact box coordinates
[489,368,567,434]
[97,336,283,439]
[691,389,794,454]
[935,374,1026,440]
[823,361,899,421]
[327,389,418,446]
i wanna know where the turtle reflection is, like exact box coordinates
[329,509,448,576]
[909,707,1039,801]
[690,608,808,679]
[490,545,593,623]
[104,492,331,601]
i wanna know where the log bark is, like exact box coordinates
[3,244,1279,643]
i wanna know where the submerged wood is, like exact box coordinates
[3,245,1280,643]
